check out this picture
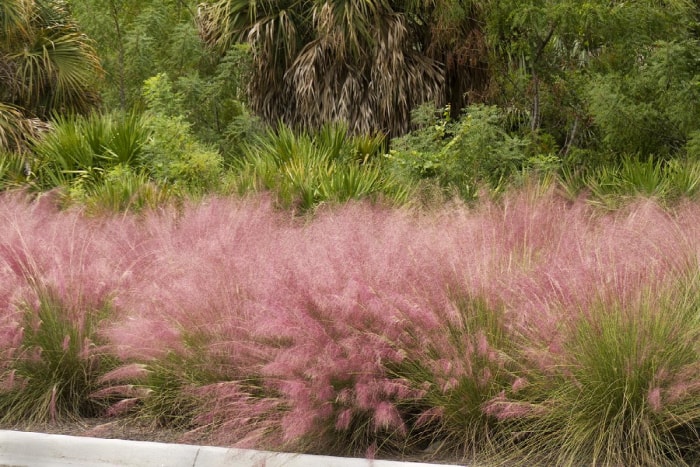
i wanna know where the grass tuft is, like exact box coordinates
[0,283,117,423]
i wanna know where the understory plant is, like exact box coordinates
[234,123,409,211]
[32,111,149,190]
[560,156,700,208]
[0,151,29,190]
[388,104,529,201]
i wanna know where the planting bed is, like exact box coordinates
[0,189,698,465]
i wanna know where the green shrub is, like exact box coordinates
[388,105,529,200]
[586,40,700,160]
[32,112,149,190]
[565,156,700,208]
[81,164,171,215]
[234,123,409,211]
[141,114,223,194]
[0,151,30,190]
[141,74,224,194]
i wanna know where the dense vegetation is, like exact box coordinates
[1,0,700,464]
[1,0,699,208]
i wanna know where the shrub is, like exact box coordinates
[388,105,529,200]
[32,111,149,190]
[586,40,700,160]
[0,151,30,190]
[80,164,171,215]
[141,74,224,194]
[233,123,409,211]
[563,156,700,208]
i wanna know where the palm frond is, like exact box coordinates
[199,0,448,136]
[2,0,102,118]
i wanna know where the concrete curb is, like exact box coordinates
[0,430,463,467]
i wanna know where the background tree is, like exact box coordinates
[484,0,696,156]
[0,0,102,151]
[68,0,256,159]
[198,0,447,136]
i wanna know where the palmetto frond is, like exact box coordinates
[0,0,30,43]
[0,103,29,151]
[0,0,101,151]
[0,0,101,123]
[0,102,47,152]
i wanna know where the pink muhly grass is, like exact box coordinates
[98,363,150,384]
[187,380,286,449]
[482,391,539,421]
[373,402,405,434]
[647,387,662,412]
[90,384,151,400]
[2,187,700,460]
[105,398,140,417]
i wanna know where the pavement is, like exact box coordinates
[0,430,463,467]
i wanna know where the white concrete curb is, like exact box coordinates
[0,430,464,467]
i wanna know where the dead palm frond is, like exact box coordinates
[198,0,449,137]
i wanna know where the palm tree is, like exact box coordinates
[198,0,452,136]
[0,0,102,151]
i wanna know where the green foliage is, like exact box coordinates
[485,0,697,161]
[505,278,700,465]
[69,0,203,110]
[389,105,529,200]
[32,111,149,189]
[0,285,117,423]
[175,45,260,159]
[131,360,210,429]
[80,164,170,215]
[140,75,223,194]
[70,0,261,152]
[141,115,223,194]
[587,40,700,159]
[234,123,409,211]
[0,0,102,152]
[0,0,102,117]
[560,157,700,208]
[0,151,30,190]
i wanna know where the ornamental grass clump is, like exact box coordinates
[498,275,700,466]
[99,197,287,443]
[0,192,145,423]
[388,294,520,461]
[0,283,117,423]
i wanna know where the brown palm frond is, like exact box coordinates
[0,102,43,152]
[289,8,443,136]
[0,0,31,43]
[198,0,456,136]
